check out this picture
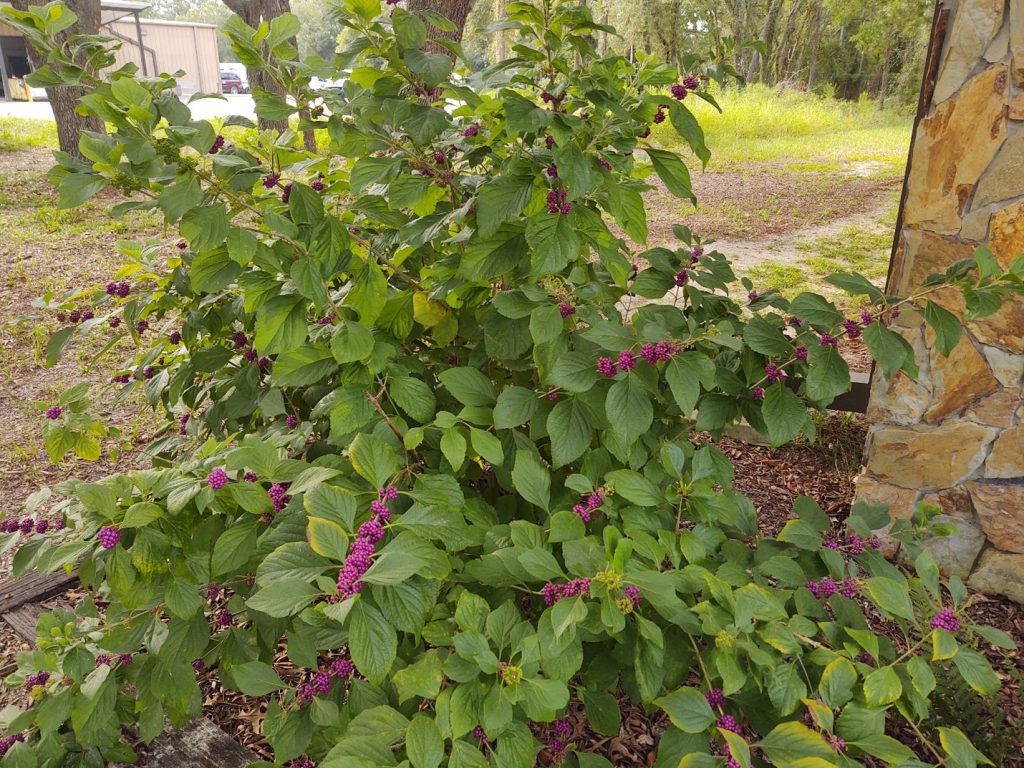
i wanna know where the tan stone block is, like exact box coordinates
[921,516,987,579]
[974,133,1024,208]
[854,475,919,520]
[966,389,1023,427]
[904,64,1009,234]
[987,423,1024,478]
[934,0,1006,103]
[983,346,1024,386]
[969,302,1024,353]
[960,205,993,240]
[865,421,998,489]
[867,371,931,425]
[985,16,1010,62]
[921,486,976,520]
[1012,0,1024,86]
[989,199,1024,264]
[1012,90,1024,119]
[924,332,999,422]
[898,229,975,296]
[968,480,1024,551]
[969,549,1024,602]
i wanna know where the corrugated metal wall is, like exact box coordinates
[106,19,220,94]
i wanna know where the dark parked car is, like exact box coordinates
[220,70,248,94]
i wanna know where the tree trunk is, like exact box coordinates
[222,0,314,148]
[494,0,506,61]
[10,0,104,159]
[749,0,783,83]
[878,30,893,110]
[407,0,476,50]
[774,0,802,83]
[805,3,821,91]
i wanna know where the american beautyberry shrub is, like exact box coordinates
[2,1,1024,766]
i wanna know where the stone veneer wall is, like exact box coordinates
[857,0,1024,602]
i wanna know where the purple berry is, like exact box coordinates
[462,123,480,138]
[930,608,961,633]
[286,414,298,429]
[617,349,637,372]
[842,319,862,339]
[207,468,229,490]
[46,405,62,420]
[262,173,281,189]
[35,519,49,535]
[751,386,765,401]
[794,346,809,362]
[98,526,121,549]
[705,688,725,708]
[670,83,688,99]
[558,302,575,318]
[596,357,617,377]
[716,715,739,733]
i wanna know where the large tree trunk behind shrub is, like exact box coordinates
[407,0,475,47]
[10,0,105,160]
[222,0,292,135]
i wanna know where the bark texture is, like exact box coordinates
[407,0,476,48]
[222,0,293,135]
[10,0,104,159]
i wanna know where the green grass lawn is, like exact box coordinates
[653,83,913,175]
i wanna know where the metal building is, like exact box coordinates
[1,0,220,100]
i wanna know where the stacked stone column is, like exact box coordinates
[858,0,1024,602]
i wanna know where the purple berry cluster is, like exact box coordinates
[61,308,94,325]
[653,107,666,124]
[24,671,49,688]
[97,526,120,549]
[262,173,281,189]
[268,483,290,513]
[109,316,122,328]
[842,318,862,339]
[547,717,573,757]
[716,714,740,733]
[794,345,809,362]
[546,187,570,215]
[297,657,354,706]
[623,585,642,608]
[46,405,62,419]
[281,183,293,203]
[208,134,225,154]
[214,609,233,629]
[705,688,725,708]
[286,414,298,429]
[639,339,683,365]
[558,302,575,318]
[0,733,25,757]
[819,332,838,348]
[572,492,603,523]
[179,413,190,434]
[546,163,558,178]
[541,578,590,606]
[207,468,229,490]
[930,608,961,633]
[826,733,846,752]
[463,123,480,138]
[105,280,131,298]
[764,362,785,384]
[670,83,688,100]
[1,517,61,536]
[336,487,396,598]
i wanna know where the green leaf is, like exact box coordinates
[231,661,285,696]
[819,657,857,708]
[863,666,902,706]
[547,399,592,468]
[606,376,653,446]
[392,7,427,50]
[605,470,661,506]
[477,174,534,237]
[440,428,467,470]
[247,578,319,618]
[863,321,916,379]
[938,726,994,768]
[191,247,240,293]
[470,428,504,466]
[272,344,336,387]
[583,689,621,737]
[494,386,539,429]
[350,601,397,685]
[825,271,885,303]
[864,577,914,620]
[761,383,808,447]
[952,649,1000,695]
[404,48,452,88]
[255,295,308,356]
[526,212,581,276]
[806,344,850,404]
[789,293,843,327]
[512,450,550,511]
[212,521,257,577]
[923,300,963,357]
[308,517,349,560]
[57,172,107,208]
[439,367,497,406]
[406,715,444,768]
[655,687,715,733]
[391,376,436,422]
[645,147,693,200]
[330,321,375,363]
[755,721,833,766]
[550,351,598,393]
[743,316,792,356]
[668,101,710,167]
[349,433,400,488]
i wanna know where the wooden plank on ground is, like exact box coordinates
[0,569,78,613]
[2,602,43,643]
[130,718,256,768]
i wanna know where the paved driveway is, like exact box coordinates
[0,93,258,122]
